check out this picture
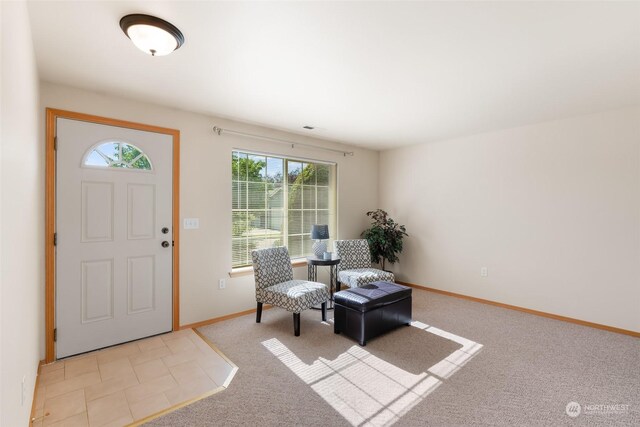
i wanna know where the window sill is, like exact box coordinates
[229,258,308,278]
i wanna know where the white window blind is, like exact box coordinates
[232,150,337,268]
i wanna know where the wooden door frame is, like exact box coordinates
[45,108,181,363]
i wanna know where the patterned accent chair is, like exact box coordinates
[334,239,395,291]
[252,246,330,336]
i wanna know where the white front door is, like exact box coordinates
[56,118,173,358]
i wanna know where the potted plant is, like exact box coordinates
[361,209,408,271]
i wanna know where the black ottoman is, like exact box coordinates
[333,281,412,346]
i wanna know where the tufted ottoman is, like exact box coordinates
[333,281,412,346]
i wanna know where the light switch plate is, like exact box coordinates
[183,218,200,229]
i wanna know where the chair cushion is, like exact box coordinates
[261,280,330,313]
[334,239,372,271]
[252,246,294,289]
[334,281,411,312]
[338,268,395,288]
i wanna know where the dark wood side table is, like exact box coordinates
[307,256,340,309]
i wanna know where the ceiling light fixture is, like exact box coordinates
[120,14,184,56]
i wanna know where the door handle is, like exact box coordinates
[161,241,170,248]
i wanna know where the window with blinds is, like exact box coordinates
[232,150,337,268]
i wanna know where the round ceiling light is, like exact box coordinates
[120,14,184,56]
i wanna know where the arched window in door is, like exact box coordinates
[83,141,152,171]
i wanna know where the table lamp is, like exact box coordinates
[310,224,330,258]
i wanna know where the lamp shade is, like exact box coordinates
[310,224,329,240]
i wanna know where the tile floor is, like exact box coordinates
[32,329,237,427]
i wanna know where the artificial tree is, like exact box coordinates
[361,209,408,270]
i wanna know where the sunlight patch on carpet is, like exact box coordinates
[262,323,483,426]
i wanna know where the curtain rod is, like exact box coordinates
[212,126,354,157]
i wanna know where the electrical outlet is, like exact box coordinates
[219,279,226,289]
[481,267,488,277]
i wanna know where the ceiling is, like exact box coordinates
[28,1,640,150]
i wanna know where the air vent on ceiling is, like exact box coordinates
[303,125,315,130]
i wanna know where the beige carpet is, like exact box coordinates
[145,289,639,426]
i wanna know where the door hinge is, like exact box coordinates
[54,136,57,151]
[53,233,57,246]
[53,328,57,342]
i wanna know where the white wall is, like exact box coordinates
[40,82,379,327]
[1,1,44,425]
[380,107,640,332]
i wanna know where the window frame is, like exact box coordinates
[231,149,337,270]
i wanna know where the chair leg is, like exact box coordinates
[321,302,327,322]
[256,302,263,323]
[336,282,341,293]
[293,313,300,336]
